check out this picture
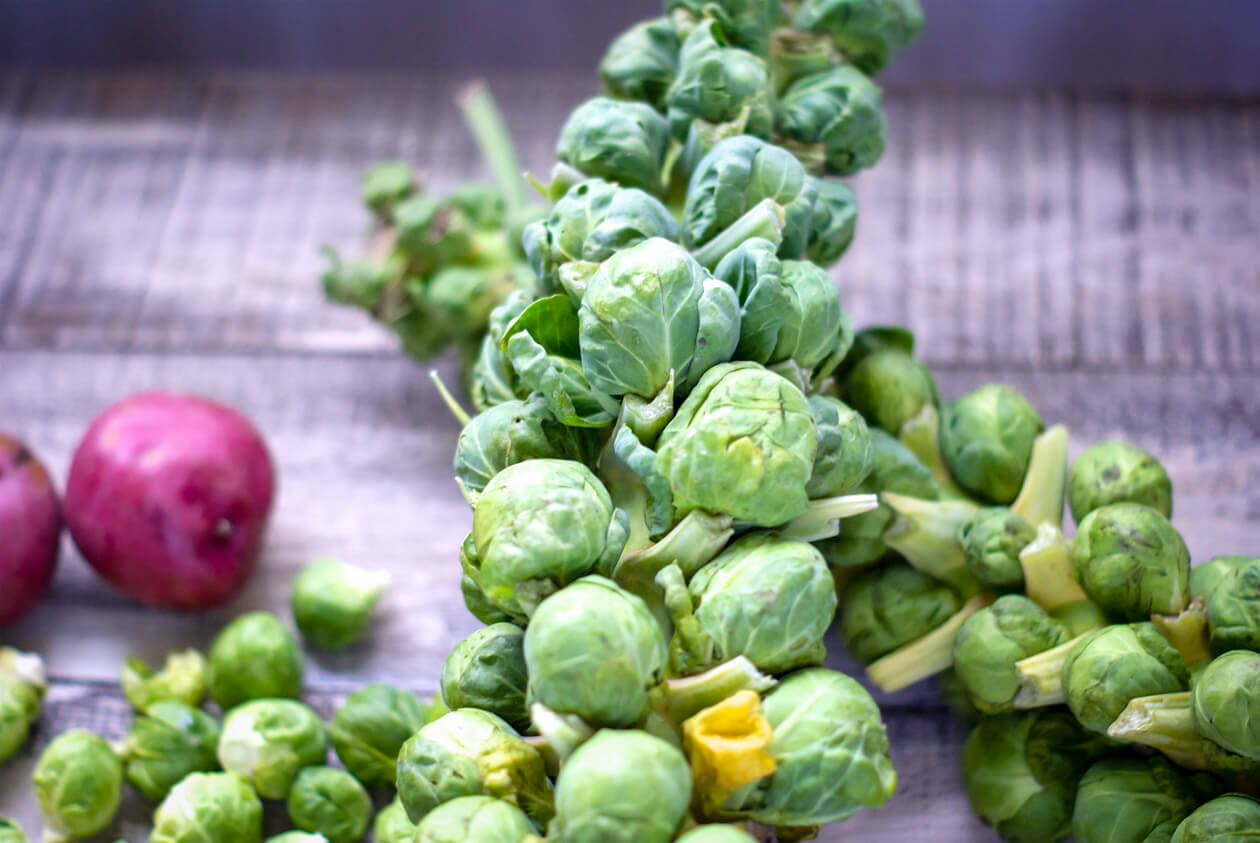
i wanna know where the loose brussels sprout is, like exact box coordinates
[413,795,538,843]
[372,798,416,843]
[32,730,122,840]
[939,384,1044,504]
[962,711,1108,843]
[1072,503,1190,619]
[723,668,896,825]
[1172,795,1260,843]
[151,772,263,843]
[555,97,670,193]
[209,612,303,710]
[957,507,1036,591]
[665,22,775,141]
[0,651,43,765]
[468,460,629,618]
[524,576,666,727]
[290,559,388,651]
[579,237,739,398]
[599,17,680,110]
[841,560,959,665]
[1202,557,1260,654]
[0,819,23,843]
[550,729,691,843]
[1068,441,1173,523]
[441,623,529,732]
[792,0,926,76]
[1072,756,1218,843]
[675,827,758,843]
[121,650,208,712]
[395,709,552,825]
[805,177,859,267]
[1061,623,1189,735]
[329,683,429,789]
[806,395,874,498]
[120,701,222,801]
[1192,650,1260,762]
[217,699,328,799]
[1189,554,1256,601]
[841,348,938,436]
[287,766,373,843]
[667,0,779,56]
[776,66,887,176]
[952,596,1069,715]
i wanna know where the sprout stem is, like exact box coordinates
[651,656,776,726]
[1019,524,1090,612]
[457,81,525,213]
[1107,692,1209,770]
[1152,598,1213,675]
[782,493,879,542]
[1011,425,1068,528]
[881,492,981,597]
[1013,632,1092,708]
[691,199,786,269]
[428,370,472,427]
[528,702,594,764]
[897,406,970,500]
[866,595,989,693]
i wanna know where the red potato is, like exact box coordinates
[65,392,275,610]
[0,434,62,626]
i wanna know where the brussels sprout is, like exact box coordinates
[414,795,538,843]
[468,459,629,618]
[792,0,926,76]
[209,612,303,710]
[962,711,1109,843]
[32,730,122,840]
[1172,795,1260,843]
[1072,756,1218,843]
[952,596,1069,715]
[1072,503,1191,619]
[841,348,938,436]
[841,560,959,665]
[879,493,981,595]
[1192,650,1260,762]
[723,668,896,825]
[667,0,779,56]
[290,559,388,652]
[392,194,477,275]
[762,259,847,370]
[329,683,428,789]
[710,237,787,364]
[121,650,208,712]
[395,709,552,825]
[120,701,221,801]
[1202,558,1260,654]
[550,729,691,843]
[441,623,529,733]
[217,699,328,799]
[939,384,1044,504]
[1068,441,1173,523]
[0,819,23,843]
[807,395,874,498]
[151,772,263,843]
[0,680,41,765]
[372,798,416,843]
[469,292,534,412]
[578,237,739,398]
[958,507,1036,591]
[266,834,326,843]
[805,177,858,267]
[362,161,415,217]
[461,568,516,626]
[448,182,507,230]
[555,97,670,193]
[1059,623,1189,735]
[776,66,887,176]
[666,22,775,142]
[524,576,666,727]
[287,766,373,843]
[1189,554,1256,601]
[427,264,527,344]
[599,17,680,110]
[676,827,758,843]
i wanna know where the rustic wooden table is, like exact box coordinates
[0,72,1256,841]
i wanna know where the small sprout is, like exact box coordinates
[372,798,416,843]
[939,384,1044,505]
[951,595,1070,715]
[841,348,938,436]
[208,611,303,710]
[361,161,415,217]
[287,766,373,843]
[806,395,874,499]
[412,795,539,843]
[599,17,680,110]
[667,0,779,56]
[291,559,389,651]
[1202,557,1260,655]
[1068,440,1173,523]
[804,177,858,267]
[216,699,328,799]
[32,730,122,840]
[441,623,529,733]
[329,683,429,790]
[555,97,670,194]
[1071,756,1218,843]
[121,649,208,712]
[120,701,221,801]
[958,507,1035,592]
[1191,649,1260,763]
[151,772,263,843]
[666,21,775,142]
[841,561,959,666]
[776,66,887,176]
[0,649,44,765]
[1072,503,1190,620]
[792,0,926,76]
[1059,623,1189,735]
[1172,795,1260,842]
[1189,553,1257,601]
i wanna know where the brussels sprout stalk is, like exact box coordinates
[457,82,525,214]
[866,595,989,693]
[897,406,970,500]
[781,492,880,542]
[880,492,982,596]
[1010,425,1068,528]
[650,656,776,726]
[428,370,472,427]
[1012,632,1093,708]
[1107,692,1209,770]
[1017,525,1098,633]
[691,199,786,269]
[1152,598,1213,674]
[528,702,595,764]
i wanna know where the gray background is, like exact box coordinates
[1,0,1258,93]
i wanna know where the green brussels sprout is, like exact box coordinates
[675,827,758,843]
[840,560,959,665]
[320,247,403,314]
[395,709,552,825]
[958,507,1036,591]
[1189,554,1256,601]
[1061,622,1189,735]
[939,384,1044,504]
[724,668,896,825]
[579,237,739,398]
[1172,795,1260,843]
[524,576,666,727]
[667,0,779,56]
[1202,558,1260,654]
[120,701,222,801]
[804,177,858,267]
[1072,503,1191,619]
[461,568,516,626]
[427,264,527,344]
[121,650,208,712]
[361,161,415,218]
[776,66,887,176]
[448,183,507,230]
[469,291,534,412]
[209,612,303,710]
[413,795,538,843]
[962,710,1109,843]
[32,730,122,840]
[0,682,41,765]
[807,395,874,498]
[1192,650,1260,762]
[1068,441,1173,523]
[555,97,670,193]
[792,0,926,76]
[392,194,477,274]
[468,459,629,618]
[290,559,388,652]
[266,834,326,843]
[217,699,328,799]
[952,596,1069,715]
[841,348,938,436]
[666,22,775,142]
[0,819,24,843]
[711,237,788,364]
[1072,756,1218,843]
[329,683,429,789]
[762,258,848,370]
[151,772,263,843]
[550,729,691,843]
[441,623,529,732]
[287,766,373,843]
[372,798,416,843]
[599,17,680,110]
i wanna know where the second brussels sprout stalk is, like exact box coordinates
[866,595,990,693]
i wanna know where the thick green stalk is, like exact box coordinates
[649,657,775,726]
[457,81,526,213]
[1152,598,1213,676]
[1011,424,1068,528]
[528,702,594,766]
[1012,632,1092,708]
[781,492,880,542]
[881,492,982,597]
[866,596,989,693]
[690,199,786,269]
[897,406,970,500]
[1019,524,1091,612]
[1107,692,1208,770]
